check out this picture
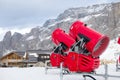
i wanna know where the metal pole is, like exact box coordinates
[45,61,48,74]
[60,62,63,80]
[104,64,108,80]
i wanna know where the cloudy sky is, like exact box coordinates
[0,0,119,40]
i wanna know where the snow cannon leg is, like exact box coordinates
[69,21,109,57]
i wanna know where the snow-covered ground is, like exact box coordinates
[100,39,120,60]
[0,64,120,80]
[0,40,120,80]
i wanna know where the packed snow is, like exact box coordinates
[0,64,120,80]
[100,39,120,60]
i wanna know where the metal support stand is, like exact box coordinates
[59,63,120,80]
[116,60,120,72]
[45,60,60,74]
[104,64,108,80]
[45,60,49,74]
[60,62,63,80]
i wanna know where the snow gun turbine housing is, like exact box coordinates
[69,21,109,57]
[50,21,110,72]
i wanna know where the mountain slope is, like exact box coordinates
[0,2,120,56]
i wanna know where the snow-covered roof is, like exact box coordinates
[27,49,52,54]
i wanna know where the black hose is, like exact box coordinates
[83,75,96,80]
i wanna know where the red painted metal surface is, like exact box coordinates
[78,54,100,72]
[65,52,100,72]
[52,28,75,52]
[69,21,109,57]
[65,52,79,72]
[50,53,66,67]
[117,37,120,44]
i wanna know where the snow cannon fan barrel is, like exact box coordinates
[50,28,75,67]
[69,21,109,57]
[52,28,75,52]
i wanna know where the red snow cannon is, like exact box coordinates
[65,52,100,72]
[117,37,120,44]
[52,28,75,52]
[50,28,75,67]
[69,21,109,57]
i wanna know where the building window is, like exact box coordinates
[41,56,44,58]
[47,56,49,58]
[44,56,46,58]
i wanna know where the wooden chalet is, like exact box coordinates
[0,49,52,67]
[0,51,27,67]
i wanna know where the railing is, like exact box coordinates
[45,62,120,80]
[60,63,120,80]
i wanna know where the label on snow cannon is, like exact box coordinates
[52,28,75,52]
[65,52,100,72]
[69,21,109,57]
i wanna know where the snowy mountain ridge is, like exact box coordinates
[0,2,120,58]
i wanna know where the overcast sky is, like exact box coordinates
[0,0,120,40]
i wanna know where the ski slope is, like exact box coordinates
[100,40,120,60]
